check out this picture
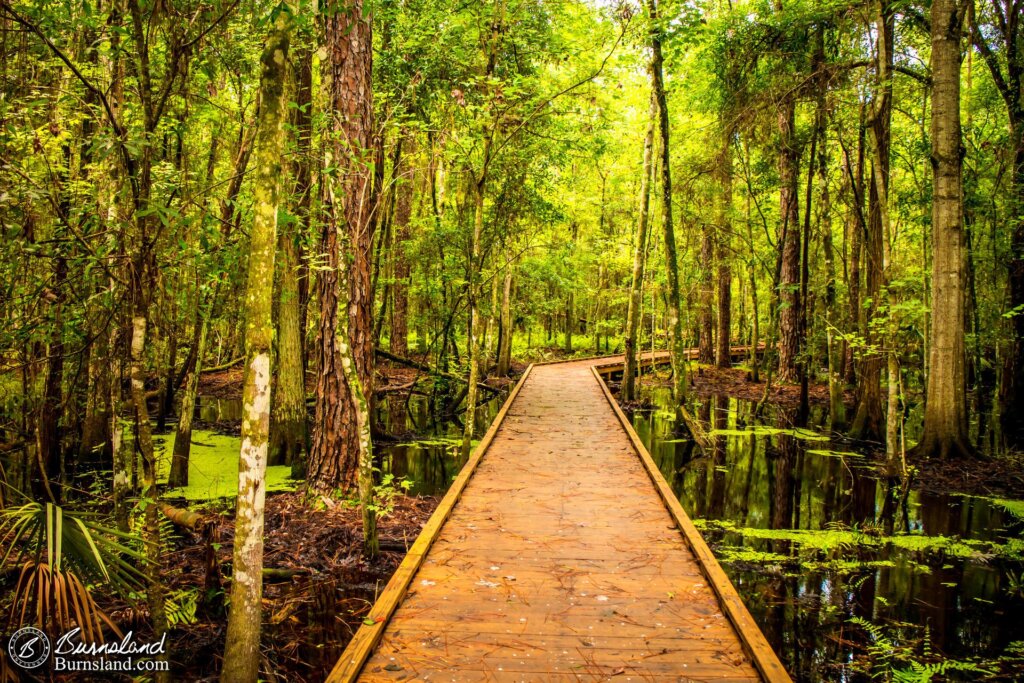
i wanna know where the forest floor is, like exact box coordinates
[136,492,437,682]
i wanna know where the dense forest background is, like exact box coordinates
[1,0,1024,680]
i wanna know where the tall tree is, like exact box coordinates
[309,0,376,493]
[648,0,687,402]
[222,7,292,680]
[917,0,972,459]
[622,93,657,402]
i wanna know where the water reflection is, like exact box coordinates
[375,392,504,496]
[628,387,1024,682]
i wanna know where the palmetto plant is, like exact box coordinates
[1,501,147,641]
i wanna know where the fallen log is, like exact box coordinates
[159,502,213,531]
[262,567,309,582]
[201,356,245,374]
[375,348,500,395]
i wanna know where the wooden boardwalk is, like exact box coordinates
[329,355,790,683]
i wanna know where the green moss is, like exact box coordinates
[807,448,866,459]
[698,518,1005,560]
[709,426,830,442]
[155,430,298,502]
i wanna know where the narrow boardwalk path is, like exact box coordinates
[331,357,789,682]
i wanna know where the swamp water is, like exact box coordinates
[155,393,504,500]
[628,385,1024,682]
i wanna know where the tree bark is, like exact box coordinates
[309,0,375,493]
[622,99,654,402]
[390,134,414,359]
[647,0,687,403]
[970,3,1024,448]
[776,98,801,384]
[715,128,733,369]
[496,268,513,377]
[916,0,972,459]
[222,9,291,681]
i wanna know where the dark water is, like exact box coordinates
[373,392,505,495]
[628,385,1024,682]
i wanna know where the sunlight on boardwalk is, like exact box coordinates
[342,359,781,682]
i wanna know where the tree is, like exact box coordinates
[309,0,376,493]
[221,6,292,681]
[623,93,656,402]
[648,0,687,403]
[916,0,973,459]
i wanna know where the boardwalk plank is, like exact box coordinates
[329,356,789,683]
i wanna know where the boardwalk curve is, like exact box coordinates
[328,355,791,683]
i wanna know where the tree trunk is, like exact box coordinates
[844,112,867,385]
[36,255,66,502]
[818,92,846,430]
[496,268,513,377]
[309,0,375,493]
[623,93,656,402]
[648,0,687,402]
[269,221,308,469]
[776,98,801,384]
[222,10,291,681]
[169,317,207,488]
[390,134,414,359]
[917,0,972,459]
[715,128,733,368]
[699,222,715,364]
[850,3,892,442]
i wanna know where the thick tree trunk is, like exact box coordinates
[622,94,656,402]
[222,11,291,681]
[917,0,972,459]
[648,0,687,402]
[309,0,375,493]
[1002,138,1024,449]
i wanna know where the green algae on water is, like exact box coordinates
[155,430,298,502]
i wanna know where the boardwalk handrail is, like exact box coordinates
[325,364,535,683]
[590,365,793,683]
